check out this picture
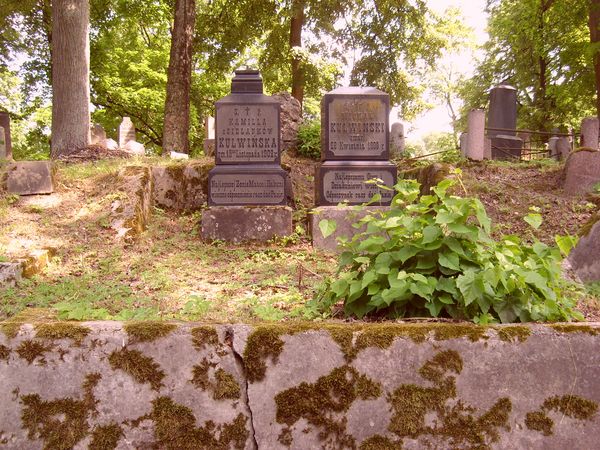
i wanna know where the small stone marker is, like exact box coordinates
[548,136,559,158]
[459,132,468,157]
[7,161,54,195]
[580,117,599,149]
[487,85,523,160]
[563,149,600,195]
[0,126,6,159]
[390,122,405,156]
[556,137,571,160]
[90,123,107,146]
[466,109,485,160]
[202,70,292,242]
[315,86,397,206]
[0,111,12,159]
[118,117,136,147]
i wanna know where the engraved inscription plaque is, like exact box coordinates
[327,98,387,159]
[216,104,279,164]
[209,173,286,205]
[317,165,396,205]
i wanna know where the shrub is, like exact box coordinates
[316,175,581,323]
[296,119,321,159]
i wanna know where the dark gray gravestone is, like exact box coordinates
[207,70,290,206]
[490,135,523,160]
[0,111,12,159]
[315,86,397,206]
[487,85,517,137]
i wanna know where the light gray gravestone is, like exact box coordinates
[118,117,136,147]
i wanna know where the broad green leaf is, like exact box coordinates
[422,225,442,244]
[425,298,444,317]
[361,269,378,289]
[392,246,419,263]
[555,234,578,257]
[438,251,460,271]
[524,213,542,230]
[437,277,458,295]
[319,219,337,238]
[456,271,485,307]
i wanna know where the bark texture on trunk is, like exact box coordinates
[51,0,91,158]
[590,0,600,118]
[162,0,196,155]
[290,0,305,107]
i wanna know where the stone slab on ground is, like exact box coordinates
[568,218,600,282]
[1,321,599,449]
[310,206,388,252]
[0,262,23,288]
[201,206,292,243]
[6,161,54,195]
[563,149,600,195]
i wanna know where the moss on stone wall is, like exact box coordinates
[149,396,248,449]
[191,326,219,351]
[493,326,531,343]
[549,324,599,335]
[191,359,241,400]
[359,435,403,450]
[0,344,10,360]
[274,365,381,448]
[524,411,553,436]
[20,373,101,450]
[16,339,52,364]
[35,322,91,345]
[1,308,56,338]
[124,321,177,343]
[108,348,165,391]
[89,423,123,450]
[525,394,598,436]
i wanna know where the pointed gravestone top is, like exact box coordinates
[118,117,136,147]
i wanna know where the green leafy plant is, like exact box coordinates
[317,176,581,323]
[296,119,321,159]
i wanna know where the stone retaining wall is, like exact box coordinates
[1,321,599,449]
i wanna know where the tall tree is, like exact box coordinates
[162,0,196,154]
[289,0,305,105]
[51,0,90,157]
[589,0,600,117]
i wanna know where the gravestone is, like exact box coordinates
[90,123,107,146]
[568,219,600,282]
[202,70,292,242]
[0,111,12,159]
[487,85,523,159]
[312,86,397,251]
[548,136,559,158]
[459,132,468,157]
[563,149,600,195]
[118,117,136,147]
[203,116,215,156]
[581,117,599,149]
[0,126,6,159]
[7,161,54,195]
[390,122,405,156]
[315,87,397,206]
[556,137,571,160]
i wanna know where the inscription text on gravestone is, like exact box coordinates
[209,173,285,205]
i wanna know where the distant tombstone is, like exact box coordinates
[563,149,600,195]
[0,126,6,159]
[459,132,468,157]
[390,122,405,156]
[548,137,559,158]
[91,124,107,146]
[203,69,292,242]
[486,85,522,159]
[580,117,599,149]
[315,87,397,206]
[118,117,136,147]
[0,111,12,159]
[556,137,571,160]
[203,116,215,156]
[466,109,485,160]
[124,140,145,155]
[7,161,54,195]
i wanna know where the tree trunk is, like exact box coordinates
[162,0,196,155]
[589,0,600,118]
[50,0,91,158]
[290,0,305,107]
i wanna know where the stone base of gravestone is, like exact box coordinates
[201,206,292,243]
[6,161,54,195]
[563,149,600,195]
[490,135,523,160]
[568,218,600,282]
[0,262,23,288]
[315,161,397,206]
[311,206,388,253]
